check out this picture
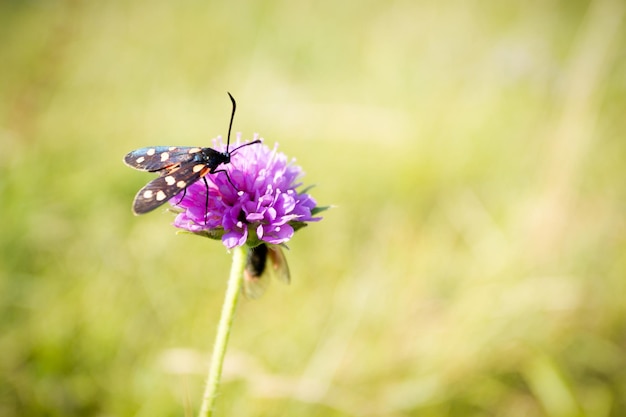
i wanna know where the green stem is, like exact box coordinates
[198,245,248,417]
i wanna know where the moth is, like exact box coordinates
[123,93,260,215]
[244,244,291,298]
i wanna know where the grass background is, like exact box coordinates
[2,0,626,416]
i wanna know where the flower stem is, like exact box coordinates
[198,245,248,417]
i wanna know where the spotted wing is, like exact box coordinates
[123,146,202,172]
[131,162,211,214]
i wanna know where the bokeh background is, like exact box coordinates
[2,0,626,416]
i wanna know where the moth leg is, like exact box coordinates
[211,168,236,189]
[174,188,187,206]
[203,176,210,225]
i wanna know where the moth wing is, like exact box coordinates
[124,146,201,172]
[243,270,271,299]
[131,163,210,214]
[244,244,271,299]
[267,246,291,285]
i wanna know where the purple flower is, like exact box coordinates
[171,134,322,249]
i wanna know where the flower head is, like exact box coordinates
[172,134,322,249]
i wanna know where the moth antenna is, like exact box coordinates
[231,139,262,154]
[226,92,237,153]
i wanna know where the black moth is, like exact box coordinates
[123,93,261,215]
[244,243,291,298]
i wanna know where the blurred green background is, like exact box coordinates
[2,0,626,416]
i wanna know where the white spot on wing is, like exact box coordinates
[160,152,169,162]
[188,147,201,154]
[136,156,145,163]
[164,176,175,185]
[176,181,186,188]
[193,164,204,173]
[143,190,153,199]
[156,190,167,201]
[147,148,156,156]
